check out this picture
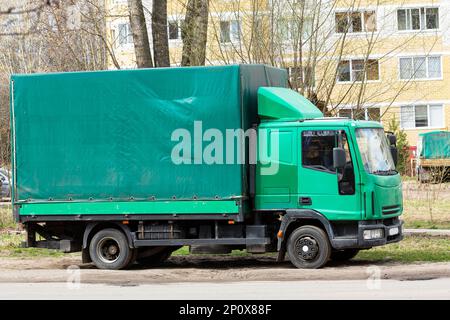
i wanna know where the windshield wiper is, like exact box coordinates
[372,169,398,175]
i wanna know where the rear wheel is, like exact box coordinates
[330,249,359,261]
[287,226,331,269]
[89,228,132,270]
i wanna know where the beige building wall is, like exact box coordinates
[104,0,450,147]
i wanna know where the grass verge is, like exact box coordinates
[355,235,450,263]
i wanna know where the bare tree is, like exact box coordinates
[0,0,109,167]
[152,0,170,67]
[127,0,153,68]
[181,0,209,66]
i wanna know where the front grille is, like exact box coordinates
[382,205,401,215]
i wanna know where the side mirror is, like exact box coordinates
[333,147,346,169]
[387,134,396,146]
[390,146,398,167]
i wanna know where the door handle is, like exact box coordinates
[299,197,312,205]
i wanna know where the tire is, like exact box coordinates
[330,249,359,261]
[287,226,331,269]
[89,228,133,270]
[136,247,173,266]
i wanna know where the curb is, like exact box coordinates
[404,228,450,236]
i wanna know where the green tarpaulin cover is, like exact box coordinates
[418,131,450,159]
[11,65,287,202]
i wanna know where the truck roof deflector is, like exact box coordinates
[257,87,323,121]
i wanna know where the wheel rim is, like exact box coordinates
[96,237,121,264]
[294,236,319,261]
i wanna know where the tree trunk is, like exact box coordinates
[181,0,209,66]
[127,0,153,68]
[152,0,170,67]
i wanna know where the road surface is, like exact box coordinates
[1,278,449,299]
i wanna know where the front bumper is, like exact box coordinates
[331,217,404,250]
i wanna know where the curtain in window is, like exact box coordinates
[427,57,441,78]
[400,106,414,128]
[413,57,426,78]
[399,58,412,79]
[429,105,443,127]
[230,20,241,42]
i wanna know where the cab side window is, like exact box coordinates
[302,130,336,173]
[338,132,355,195]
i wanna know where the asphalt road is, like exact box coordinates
[1,278,449,300]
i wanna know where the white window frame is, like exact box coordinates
[338,107,381,121]
[168,20,182,43]
[337,59,380,83]
[334,10,377,34]
[116,22,133,49]
[219,20,241,44]
[396,7,439,32]
[398,56,442,81]
[400,104,444,129]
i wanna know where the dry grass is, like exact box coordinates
[402,180,450,229]
[0,205,15,230]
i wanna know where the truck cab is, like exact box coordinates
[254,87,403,268]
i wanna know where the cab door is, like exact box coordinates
[297,128,362,220]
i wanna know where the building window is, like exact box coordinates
[397,7,439,31]
[335,10,376,33]
[118,23,133,46]
[400,104,443,129]
[399,56,441,80]
[168,20,180,40]
[287,66,315,87]
[220,20,240,43]
[338,59,379,82]
[338,107,381,121]
[278,18,313,41]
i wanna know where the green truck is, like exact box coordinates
[10,65,403,269]
[416,131,450,182]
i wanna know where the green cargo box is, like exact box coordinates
[10,65,287,216]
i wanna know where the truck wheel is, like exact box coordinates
[136,247,173,266]
[330,249,359,261]
[89,228,132,270]
[287,226,331,269]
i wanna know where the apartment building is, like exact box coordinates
[104,0,450,148]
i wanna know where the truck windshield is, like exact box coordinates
[355,128,397,175]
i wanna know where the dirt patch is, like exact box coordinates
[0,255,448,284]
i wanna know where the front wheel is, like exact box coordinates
[330,249,359,261]
[89,228,133,270]
[287,226,331,269]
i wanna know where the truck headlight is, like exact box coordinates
[363,229,384,240]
